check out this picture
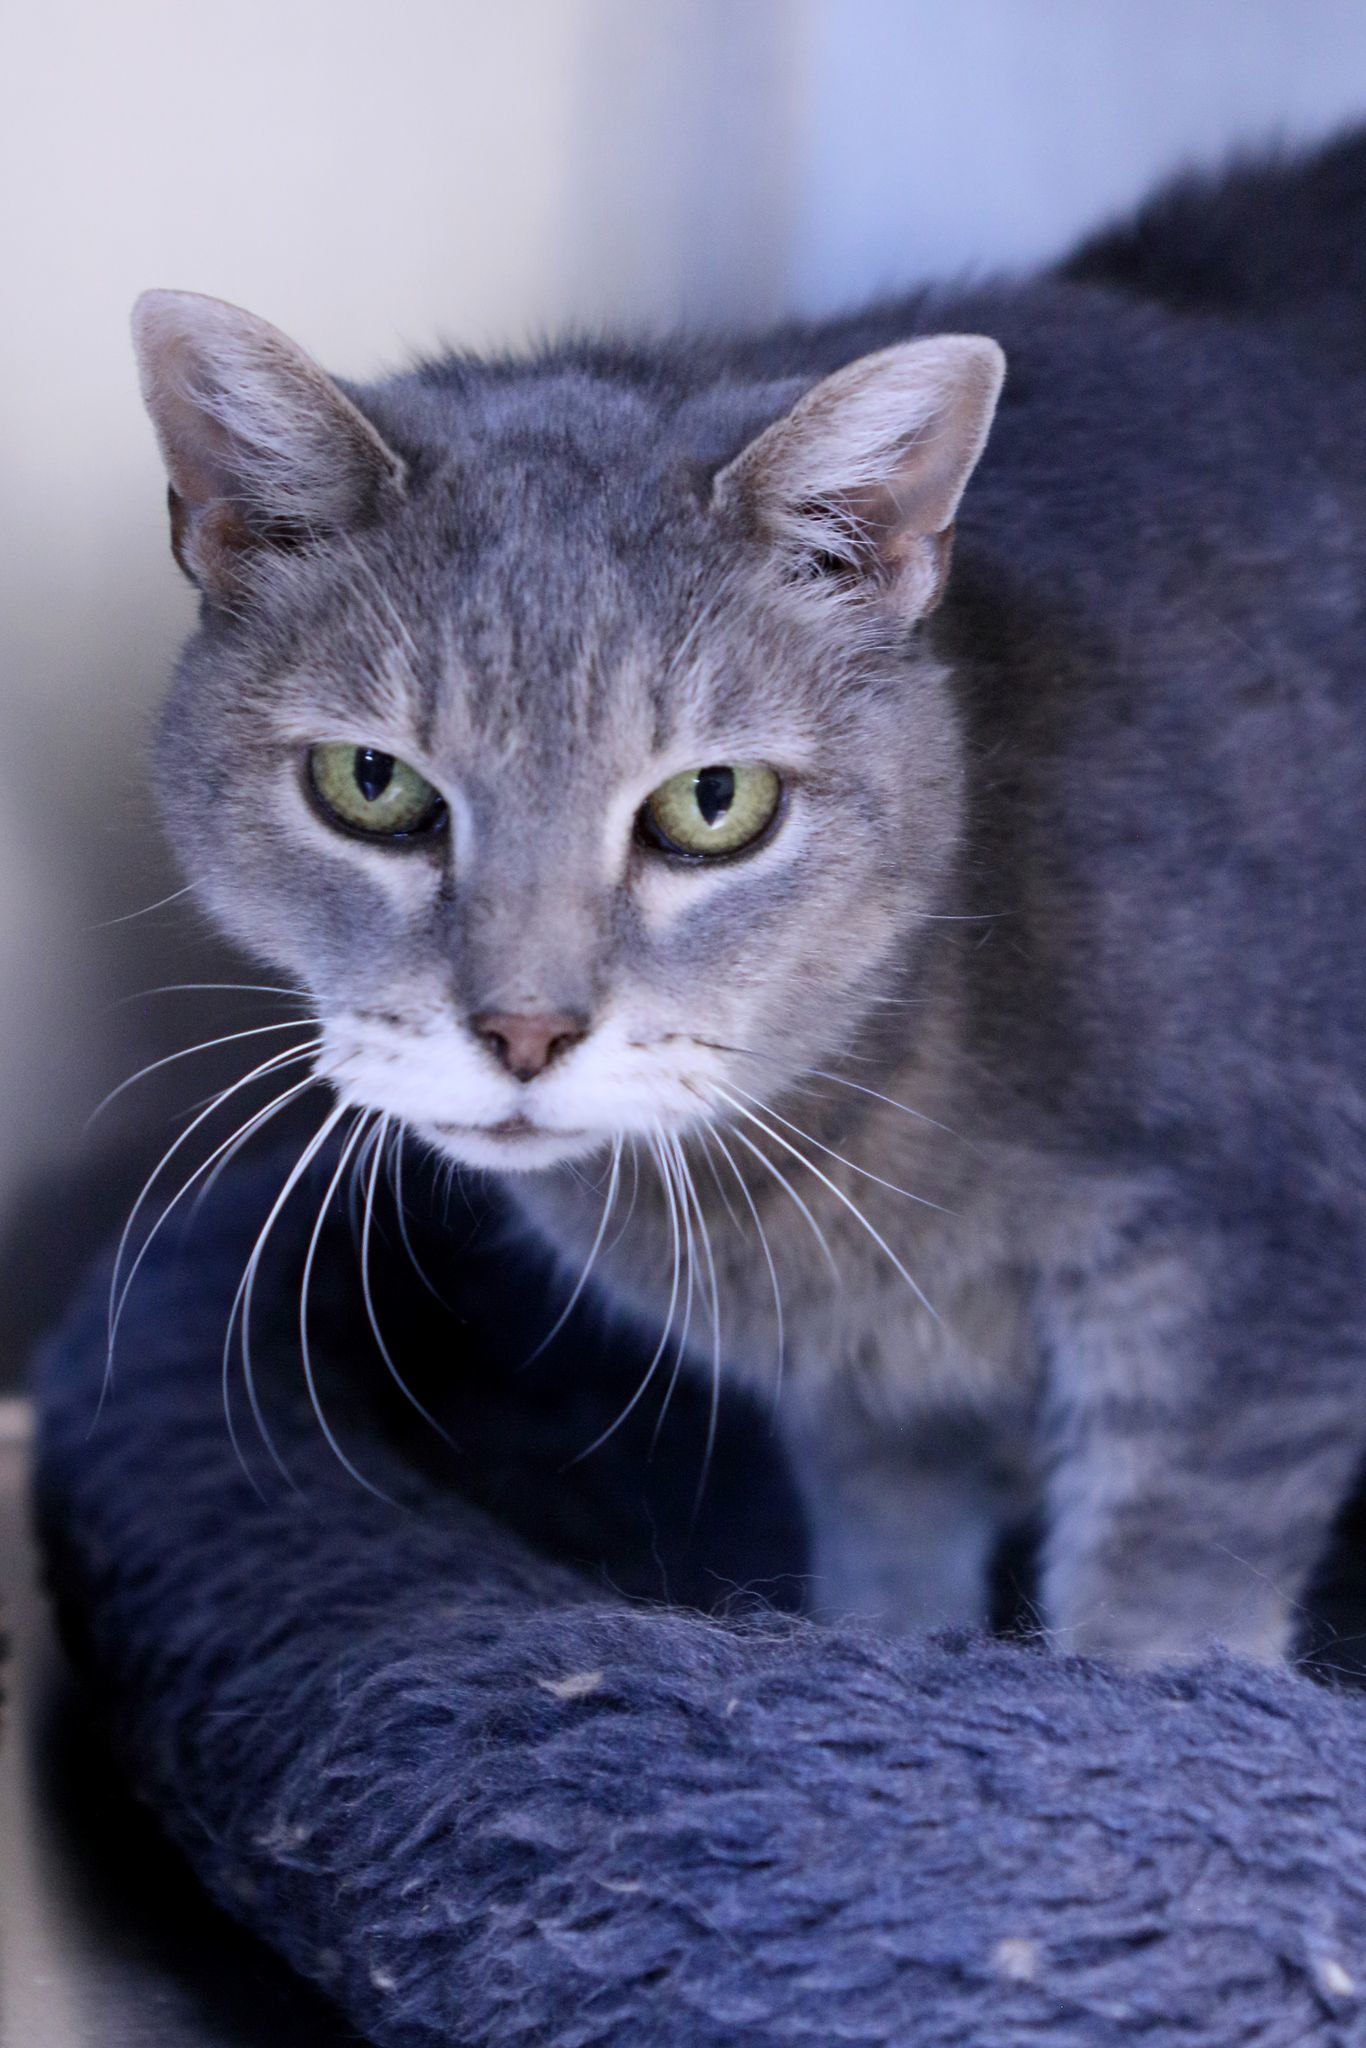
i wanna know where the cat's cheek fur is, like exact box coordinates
[184,841,445,1004]
[628,822,808,937]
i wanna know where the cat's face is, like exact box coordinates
[137,295,1002,1173]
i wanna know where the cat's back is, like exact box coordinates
[924,277,1366,1157]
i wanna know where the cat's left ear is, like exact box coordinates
[713,335,1005,621]
[131,290,406,597]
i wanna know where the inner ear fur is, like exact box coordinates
[131,289,406,597]
[713,334,1005,619]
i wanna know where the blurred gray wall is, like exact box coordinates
[2,0,1366,1361]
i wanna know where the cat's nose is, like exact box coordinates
[472,1011,589,1082]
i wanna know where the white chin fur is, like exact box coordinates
[413,1120,611,1175]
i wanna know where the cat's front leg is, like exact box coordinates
[1037,1199,1366,1666]
[782,1397,1013,1632]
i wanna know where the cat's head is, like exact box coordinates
[132,292,1003,1173]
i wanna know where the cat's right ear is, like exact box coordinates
[131,291,406,597]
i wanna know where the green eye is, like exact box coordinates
[638,762,782,860]
[306,743,445,841]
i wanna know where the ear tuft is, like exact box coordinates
[131,290,405,596]
[714,334,1005,621]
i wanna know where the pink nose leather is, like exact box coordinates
[472,1012,588,1082]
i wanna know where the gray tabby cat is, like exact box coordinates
[131,133,1366,1665]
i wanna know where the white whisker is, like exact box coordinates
[224,1098,352,1488]
[91,882,197,929]
[388,1129,451,1307]
[727,1081,948,1212]
[88,1018,317,1129]
[360,1113,459,1449]
[603,1134,642,1257]
[565,1129,681,1467]
[715,1087,938,1322]
[344,1112,379,1245]
[224,1097,356,1499]
[705,1111,841,1285]
[187,1065,324,1224]
[696,1126,744,1238]
[99,1061,323,1446]
[703,1122,786,1410]
[798,1066,961,1142]
[650,1133,698,1453]
[703,1036,961,1143]
[114,980,309,1006]
[105,1041,323,1380]
[671,1134,722,1514]
[295,1112,394,1500]
[525,1136,622,1366]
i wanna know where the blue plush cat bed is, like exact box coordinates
[34,1146,1366,2046]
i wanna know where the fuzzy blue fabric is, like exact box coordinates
[33,1147,1366,2046]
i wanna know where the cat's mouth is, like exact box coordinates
[414,1110,609,1175]
[431,1113,588,1144]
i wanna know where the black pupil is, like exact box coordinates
[355,748,395,804]
[695,765,734,827]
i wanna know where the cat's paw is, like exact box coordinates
[1045,1608,1291,1669]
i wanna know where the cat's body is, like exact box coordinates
[526,265,1366,1654]
[133,132,1366,1664]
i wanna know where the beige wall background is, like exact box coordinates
[3,0,1366,1354]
